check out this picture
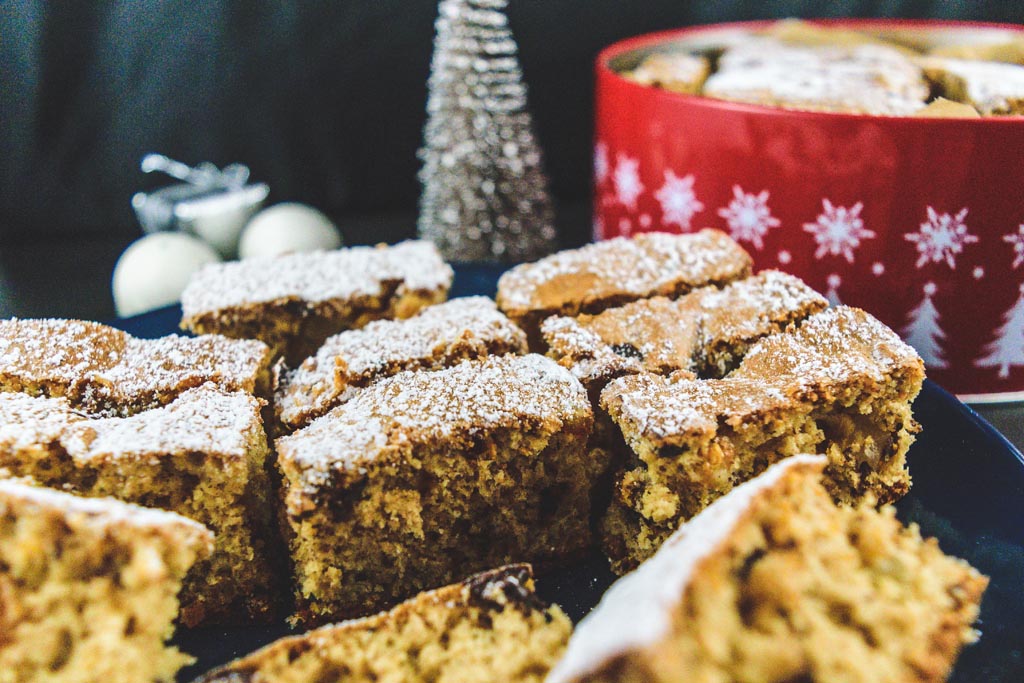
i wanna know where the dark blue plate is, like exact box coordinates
[111,265,1024,683]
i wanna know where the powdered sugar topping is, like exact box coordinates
[181,240,454,316]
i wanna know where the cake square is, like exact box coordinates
[0,384,278,625]
[599,305,925,572]
[547,456,987,683]
[181,240,454,363]
[193,565,571,683]
[0,479,213,683]
[276,354,597,624]
[496,229,752,348]
[0,318,272,417]
[274,296,528,432]
[626,52,710,94]
[542,270,828,395]
[919,57,1024,115]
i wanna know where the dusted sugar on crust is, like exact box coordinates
[919,57,1024,115]
[705,39,930,115]
[276,354,599,624]
[0,385,279,626]
[274,297,528,432]
[626,52,710,94]
[928,37,1024,66]
[0,479,213,683]
[542,270,828,394]
[193,564,571,683]
[496,230,752,348]
[599,306,925,572]
[0,318,272,417]
[180,240,454,364]
[547,456,987,683]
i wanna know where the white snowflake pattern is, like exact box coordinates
[778,250,792,265]
[974,266,985,280]
[594,142,610,185]
[1003,223,1024,269]
[654,171,704,230]
[872,262,885,276]
[613,153,644,210]
[904,207,978,269]
[803,199,874,263]
[717,186,781,250]
[826,273,843,307]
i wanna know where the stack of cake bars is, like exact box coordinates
[0,236,987,683]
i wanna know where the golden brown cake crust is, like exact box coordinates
[919,56,1024,115]
[277,354,599,623]
[496,230,752,345]
[0,318,272,416]
[193,564,571,683]
[626,52,710,94]
[274,297,528,432]
[180,240,454,363]
[0,385,279,626]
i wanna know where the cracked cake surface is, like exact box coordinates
[599,305,925,572]
[274,296,527,432]
[0,318,271,416]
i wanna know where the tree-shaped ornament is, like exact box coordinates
[417,0,557,262]
[901,282,948,369]
[975,283,1024,379]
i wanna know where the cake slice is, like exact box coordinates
[599,305,925,572]
[496,230,752,348]
[0,318,272,416]
[542,270,828,396]
[274,296,527,432]
[0,385,278,625]
[181,240,454,363]
[276,354,597,624]
[919,57,1024,115]
[626,52,710,94]
[0,479,214,683]
[193,564,570,683]
[547,455,987,683]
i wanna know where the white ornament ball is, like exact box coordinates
[112,232,221,317]
[237,203,342,259]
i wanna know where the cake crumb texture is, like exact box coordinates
[548,456,987,683]
[193,565,570,683]
[0,479,213,683]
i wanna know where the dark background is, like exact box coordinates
[1,0,1022,320]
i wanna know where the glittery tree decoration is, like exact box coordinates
[417,0,557,262]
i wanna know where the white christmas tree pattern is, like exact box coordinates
[901,282,948,369]
[802,199,874,263]
[903,207,978,269]
[417,0,556,261]
[613,153,644,210]
[975,283,1024,379]
[717,185,781,250]
[594,142,610,185]
[654,170,704,230]
[825,273,842,307]
[1003,223,1024,269]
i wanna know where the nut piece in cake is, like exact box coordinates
[0,385,279,625]
[919,57,1024,115]
[0,318,272,416]
[542,270,828,395]
[0,479,214,683]
[599,306,925,572]
[192,564,570,683]
[547,455,987,683]
[274,297,527,432]
[626,52,710,94]
[276,354,598,624]
[496,229,752,348]
[180,240,454,364]
[705,38,930,115]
